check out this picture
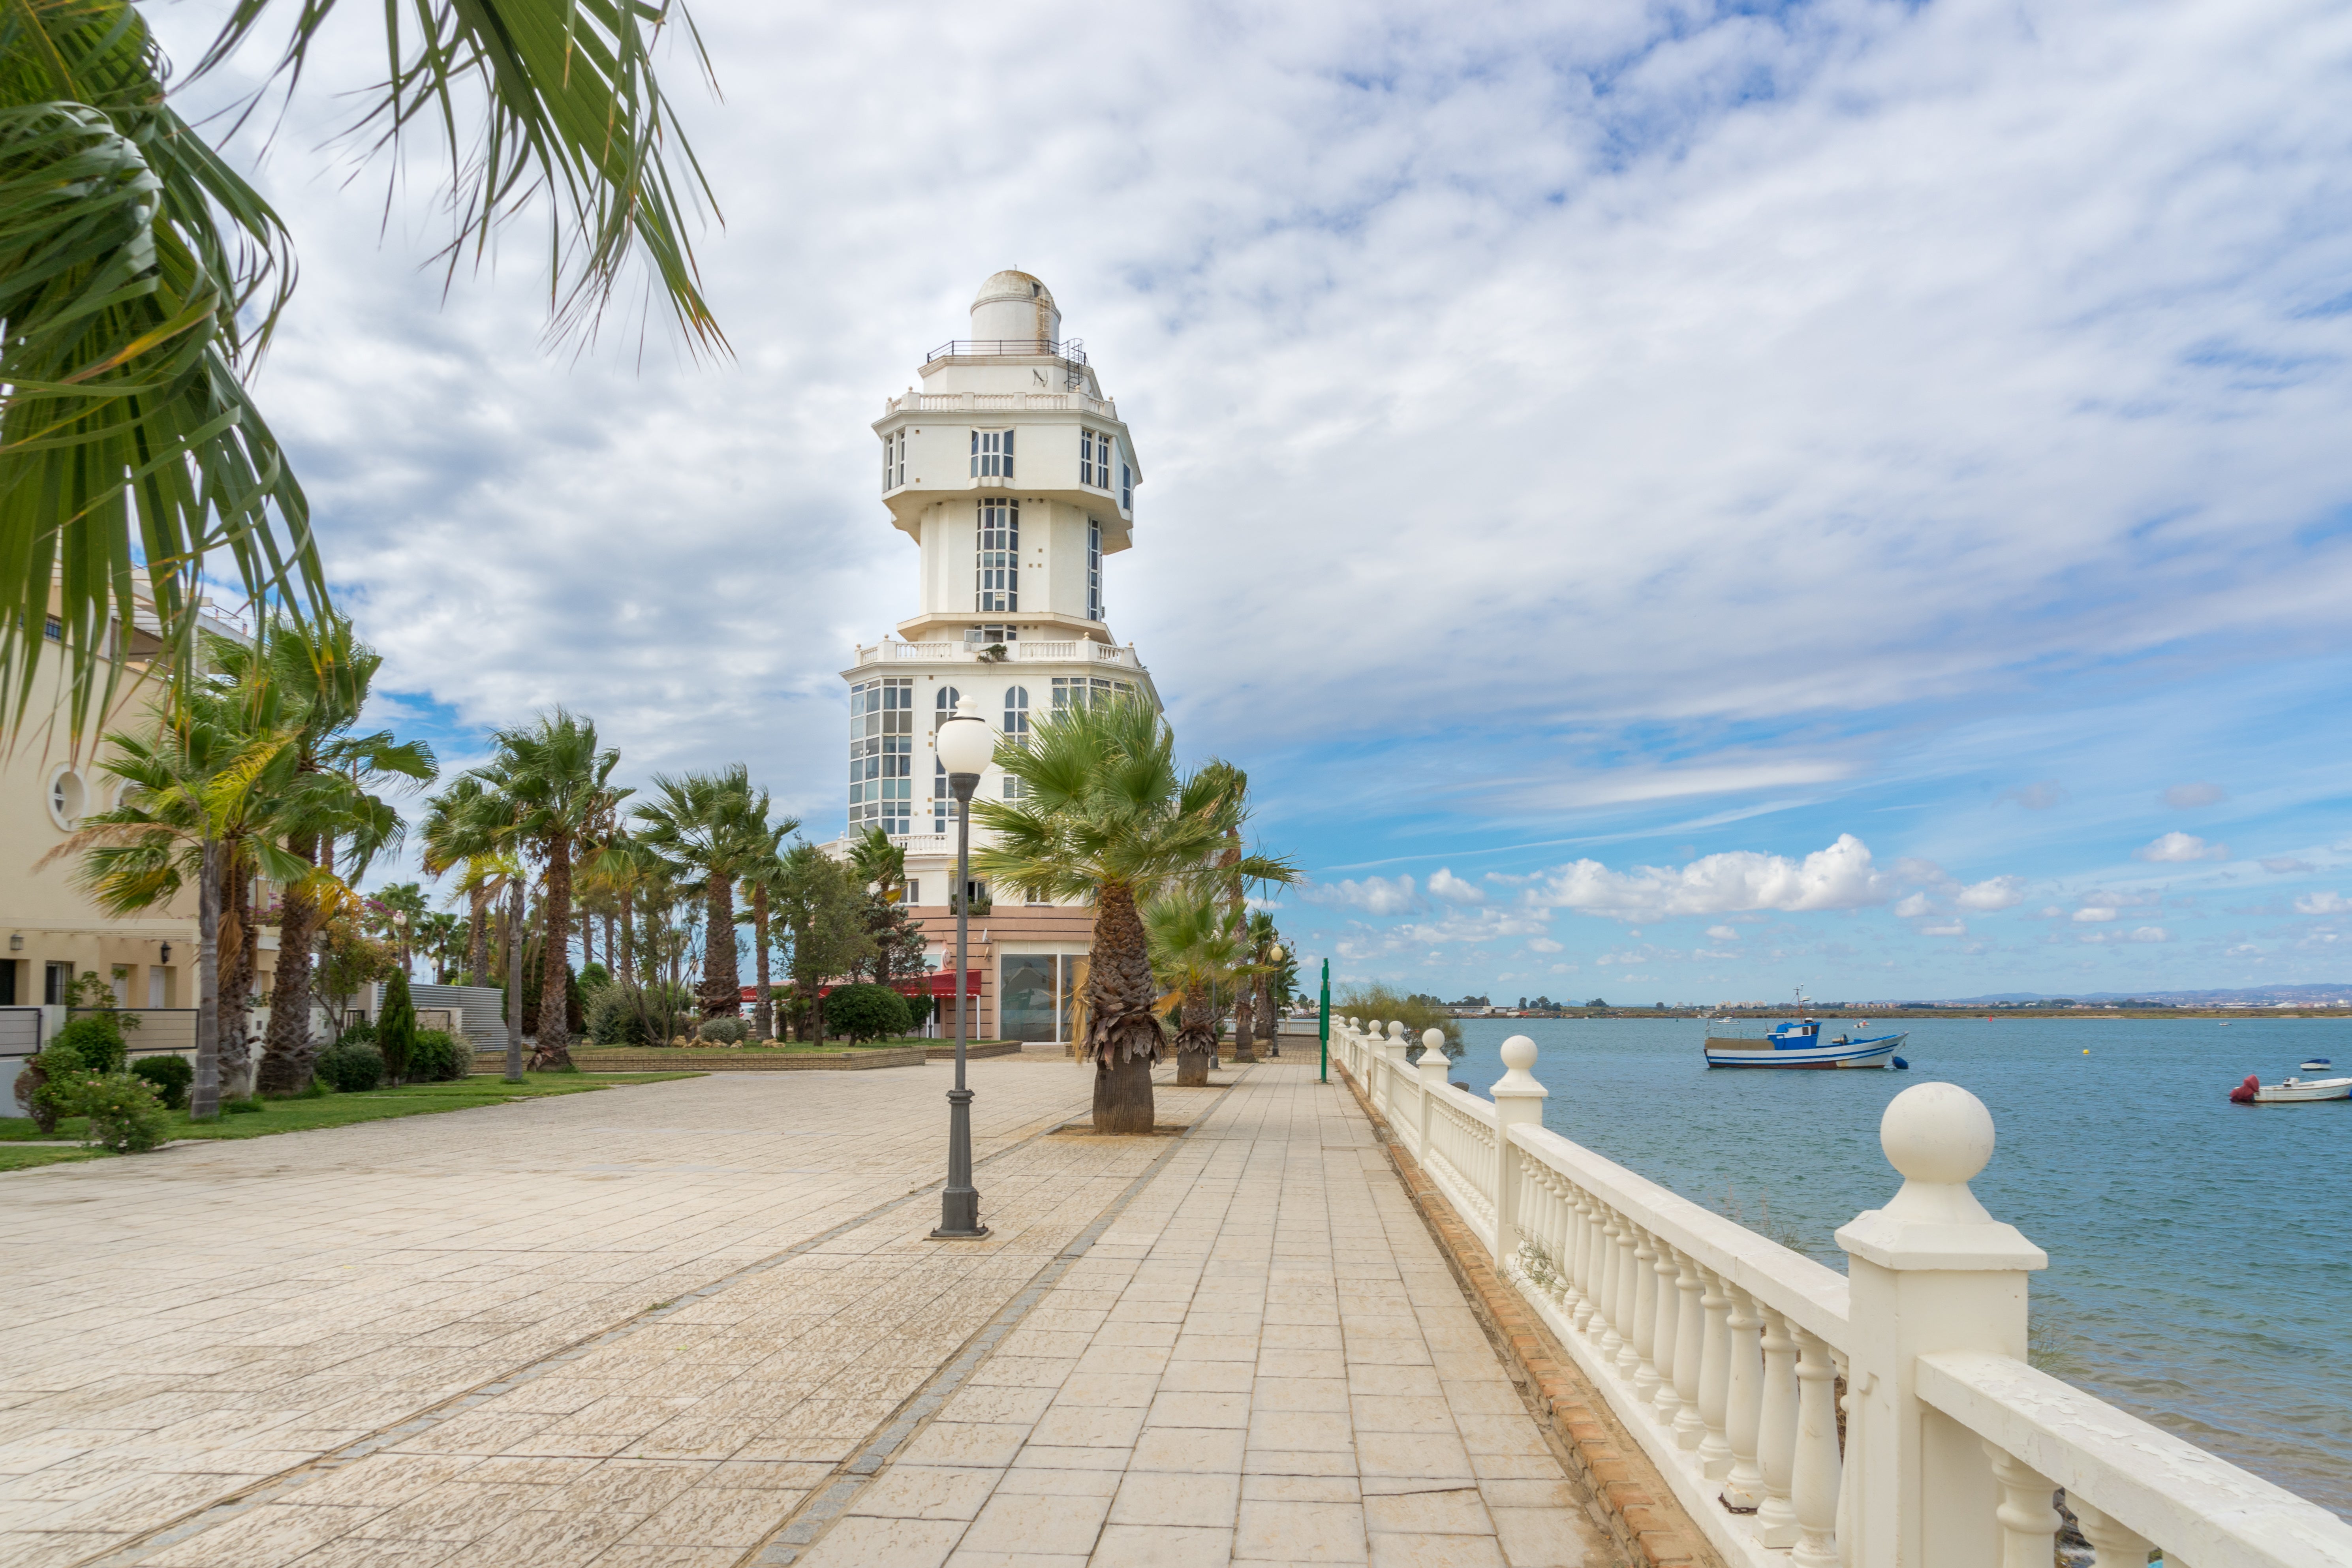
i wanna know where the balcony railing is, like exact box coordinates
[849,639,1143,671]
[925,337,1086,364]
[883,388,1117,421]
[1331,1019,2352,1568]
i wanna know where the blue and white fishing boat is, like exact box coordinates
[1702,990,1908,1070]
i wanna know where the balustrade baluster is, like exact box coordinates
[1367,1020,1386,1112]
[1626,1224,1658,1388]
[1650,1242,1683,1426]
[1788,1326,1840,1567]
[1670,1250,1704,1448]
[1696,1266,1733,1479]
[2070,1500,2153,1568]
[1568,1189,1597,1331]
[1833,1352,1858,1567]
[1756,1305,1801,1546]
[1721,1284,1766,1510]
[1984,1442,2061,1568]
[1613,1209,1642,1366]
[1595,1208,1625,1355]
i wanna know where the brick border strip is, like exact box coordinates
[1335,1065,1721,1568]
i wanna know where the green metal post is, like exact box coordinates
[1318,958,1330,1083]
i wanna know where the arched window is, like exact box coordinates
[935,685,960,726]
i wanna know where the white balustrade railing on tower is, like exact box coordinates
[847,640,1145,670]
[1324,1020,2352,1568]
[883,389,1119,419]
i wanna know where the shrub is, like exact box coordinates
[379,969,417,1084]
[316,1040,385,1093]
[905,992,935,1033]
[1336,984,1463,1060]
[131,1055,193,1110]
[408,1029,462,1083]
[18,1044,86,1132]
[77,1072,170,1152]
[697,1016,746,1045]
[336,1019,379,1047]
[53,1014,127,1076]
[826,984,911,1043]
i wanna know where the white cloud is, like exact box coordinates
[2002,781,2068,811]
[2135,832,2228,864]
[1919,922,1968,937]
[1894,892,1935,919]
[1301,875,1418,916]
[2073,907,2118,923]
[1525,938,1565,954]
[1524,835,1891,924]
[1427,868,1486,905]
[2264,858,2316,874]
[2081,926,2170,944]
[2163,782,2229,808]
[1705,925,1740,941]
[2295,891,2352,915]
[1954,876,2027,911]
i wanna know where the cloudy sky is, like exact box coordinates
[161,0,2352,1002]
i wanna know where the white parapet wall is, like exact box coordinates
[1327,1018,2352,1568]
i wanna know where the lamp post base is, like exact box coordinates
[932,1085,989,1238]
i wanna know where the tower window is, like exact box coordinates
[1052,676,1118,710]
[1003,686,1030,797]
[883,430,905,491]
[847,678,913,834]
[970,428,1014,479]
[1120,460,1132,511]
[1082,429,1110,488]
[932,685,960,832]
[975,499,1018,612]
[1087,518,1103,622]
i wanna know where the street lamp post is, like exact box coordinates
[504,881,526,1083]
[932,697,994,1240]
[393,910,409,978]
[1319,957,1331,1084]
[1266,945,1283,1058]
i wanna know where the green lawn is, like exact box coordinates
[0,1072,703,1152]
[0,1145,110,1172]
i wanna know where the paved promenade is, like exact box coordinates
[0,1060,1614,1568]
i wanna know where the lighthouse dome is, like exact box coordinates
[969,270,1062,346]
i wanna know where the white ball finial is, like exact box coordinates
[1491,1034,1546,1101]
[1422,1028,1445,1054]
[1879,1082,1994,1185]
[1387,1020,1407,1041]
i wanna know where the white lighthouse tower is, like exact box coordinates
[838,271,1159,1041]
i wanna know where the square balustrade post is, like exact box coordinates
[1382,1021,1413,1119]
[1487,1035,1546,1270]
[1834,1082,2046,1568]
[1416,1028,1449,1164]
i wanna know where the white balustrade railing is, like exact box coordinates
[847,640,1146,670]
[883,389,1120,419]
[1324,1019,2352,1568]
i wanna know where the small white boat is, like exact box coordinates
[2230,1071,2352,1104]
[2300,1058,2333,1074]
[1703,990,1907,1070]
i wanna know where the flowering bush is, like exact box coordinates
[17,1045,85,1132]
[72,1072,170,1153]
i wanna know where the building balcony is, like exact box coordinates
[846,638,1145,672]
[925,337,1088,365]
[881,387,1118,421]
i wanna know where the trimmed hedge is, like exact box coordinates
[316,1040,385,1093]
[131,1055,193,1110]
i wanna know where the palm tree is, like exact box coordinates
[736,814,798,1041]
[234,615,434,1094]
[50,672,310,1115]
[1146,889,1244,1088]
[371,881,430,972]
[974,699,1295,1132]
[421,774,504,983]
[468,710,626,1067]
[634,764,767,1022]
[2,0,723,747]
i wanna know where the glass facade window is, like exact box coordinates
[975,499,1018,612]
[970,428,1014,478]
[848,678,913,833]
[1001,686,1030,799]
[964,624,1019,647]
[933,685,960,831]
[1087,518,1102,621]
[1120,459,1132,511]
[1082,428,1112,488]
[997,954,1090,1043]
[1052,676,1123,710]
[882,430,904,490]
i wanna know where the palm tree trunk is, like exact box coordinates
[257,834,321,1094]
[192,839,222,1119]
[620,890,635,978]
[1083,883,1161,1133]
[1175,988,1215,1087]
[580,909,594,971]
[752,885,773,1041]
[217,855,257,1098]
[466,884,489,984]
[536,841,575,1068]
[699,873,739,1019]
[1232,973,1258,1062]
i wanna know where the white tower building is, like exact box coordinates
[837,271,1160,1041]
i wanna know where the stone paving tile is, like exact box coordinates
[791,1062,1621,1568]
[0,1061,1125,1565]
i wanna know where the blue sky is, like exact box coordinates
[156,0,2352,1002]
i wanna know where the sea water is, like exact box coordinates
[1440,1016,2352,1517]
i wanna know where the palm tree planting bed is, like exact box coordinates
[470,1044,1014,1072]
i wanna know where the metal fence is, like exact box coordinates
[67,1008,199,1059]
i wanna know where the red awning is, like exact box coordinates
[809,973,980,999]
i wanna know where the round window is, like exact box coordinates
[47,767,86,830]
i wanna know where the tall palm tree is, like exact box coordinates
[974,699,1295,1132]
[371,881,430,972]
[49,674,309,1115]
[421,774,505,982]
[1145,889,1244,1088]
[2,0,723,747]
[634,764,766,1022]
[468,709,626,1067]
[234,615,433,1094]
[735,813,798,1041]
